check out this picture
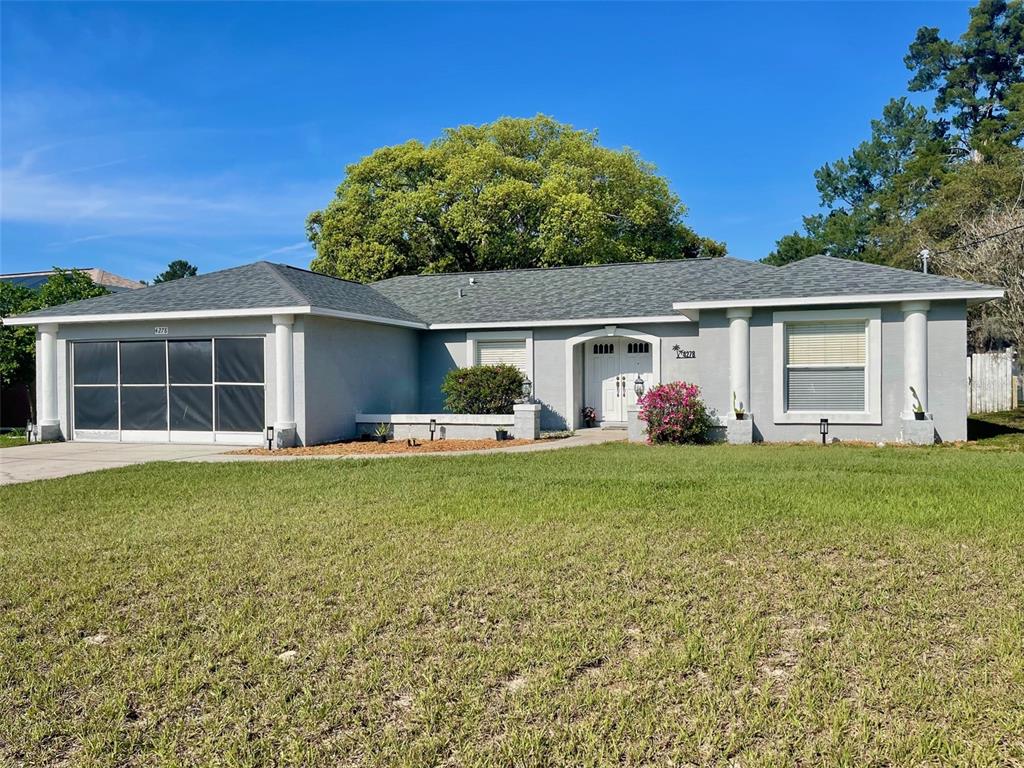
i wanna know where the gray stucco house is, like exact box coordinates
[4,255,1003,447]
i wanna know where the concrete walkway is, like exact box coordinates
[186,427,627,463]
[0,429,627,485]
[0,442,233,486]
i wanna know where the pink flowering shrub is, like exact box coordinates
[637,381,715,444]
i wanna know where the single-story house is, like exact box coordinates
[3,255,1003,446]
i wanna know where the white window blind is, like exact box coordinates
[786,322,866,366]
[785,321,867,412]
[476,340,528,374]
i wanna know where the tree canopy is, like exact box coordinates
[153,260,199,284]
[307,115,725,282]
[765,0,1024,272]
[0,269,108,387]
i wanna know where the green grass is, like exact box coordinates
[966,406,1024,449]
[1,440,1023,766]
[0,431,28,448]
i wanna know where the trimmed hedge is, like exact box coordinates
[441,364,526,414]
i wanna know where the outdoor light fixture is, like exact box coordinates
[819,418,829,445]
[634,375,645,398]
[429,418,437,442]
[266,425,275,451]
[521,378,533,403]
[26,420,34,444]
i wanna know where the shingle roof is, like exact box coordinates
[5,255,1001,327]
[675,255,999,305]
[10,262,422,325]
[371,258,776,324]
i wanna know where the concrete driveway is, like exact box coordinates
[0,442,232,486]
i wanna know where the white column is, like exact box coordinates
[902,300,930,416]
[37,323,59,427]
[273,314,296,430]
[727,307,752,417]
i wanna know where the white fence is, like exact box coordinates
[967,350,1018,414]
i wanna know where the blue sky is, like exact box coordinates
[1,2,971,282]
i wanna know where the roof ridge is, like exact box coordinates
[371,257,736,285]
[260,262,312,305]
[270,262,376,288]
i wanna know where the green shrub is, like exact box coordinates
[441,364,526,414]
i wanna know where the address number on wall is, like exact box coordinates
[154,326,169,335]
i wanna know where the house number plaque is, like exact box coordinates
[154,326,169,336]
[672,344,695,359]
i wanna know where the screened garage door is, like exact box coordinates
[71,337,265,444]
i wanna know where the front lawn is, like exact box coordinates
[1,442,1022,766]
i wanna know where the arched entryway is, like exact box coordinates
[564,326,661,428]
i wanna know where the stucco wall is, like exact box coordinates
[50,317,279,442]
[417,330,464,412]
[302,315,419,444]
[700,301,968,443]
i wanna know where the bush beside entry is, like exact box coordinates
[637,381,715,444]
[442,364,527,415]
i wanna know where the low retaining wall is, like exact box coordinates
[356,413,515,441]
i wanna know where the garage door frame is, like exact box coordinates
[70,335,267,446]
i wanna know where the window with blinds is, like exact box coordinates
[785,321,867,412]
[476,339,528,374]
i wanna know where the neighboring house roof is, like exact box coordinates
[0,268,145,292]
[3,255,1003,328]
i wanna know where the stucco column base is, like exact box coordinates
[726,414,754,445]
[900,416,935,446]
[273,424,297,449]
[513,404,541,440]
[626,405,645,443]
[37,422,63,442]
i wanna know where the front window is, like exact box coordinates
[784,321,867,412]
[772,308,881,425]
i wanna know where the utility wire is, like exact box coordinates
[930,222,1024,256]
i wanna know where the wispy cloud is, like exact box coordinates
[255,241,311,259]
[1,164,326,238]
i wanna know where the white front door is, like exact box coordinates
[585,338,654,424]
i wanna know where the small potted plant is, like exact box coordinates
[909,387,927,420]
[732,391,746,420]
[495,427,510,441]
[373,422,390,443]
[581,405,596,428]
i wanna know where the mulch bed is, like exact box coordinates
[232,438,533,456]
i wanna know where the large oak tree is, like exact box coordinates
[307,115,724,282]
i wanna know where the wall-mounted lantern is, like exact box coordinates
[819,418,829,445]
[429,418,437,442]
[634,375,646,398]
[266,425,275,451]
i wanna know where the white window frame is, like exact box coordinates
[465,330,534,385]
[772,307,881,425]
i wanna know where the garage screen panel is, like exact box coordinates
[170,386,213,431]
[73,342,118,430]
[216,385,264,432]
[73,385,118,430]
[214,338,265,433]
[73,341,117,385]
[120,386,168,430]
[120,341,166,384]
[169,340,212,384]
